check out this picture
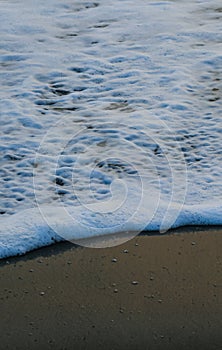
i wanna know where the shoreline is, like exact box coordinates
[1,224,222,262]
[1,226,222,349]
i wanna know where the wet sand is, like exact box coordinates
[0,226,222,350]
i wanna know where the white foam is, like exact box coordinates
[1,0,222,258]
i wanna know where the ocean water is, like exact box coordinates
[0,0,222,258]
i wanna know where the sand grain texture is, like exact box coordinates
[0,227,222,350]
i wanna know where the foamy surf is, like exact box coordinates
[1,0,222,258]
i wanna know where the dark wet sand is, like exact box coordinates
[0,226,222,350]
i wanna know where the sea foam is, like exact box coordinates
[0,0,222,258]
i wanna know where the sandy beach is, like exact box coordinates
[1,1,222,349]
[0,226,222,350]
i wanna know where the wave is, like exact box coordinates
[1,202,222,259]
